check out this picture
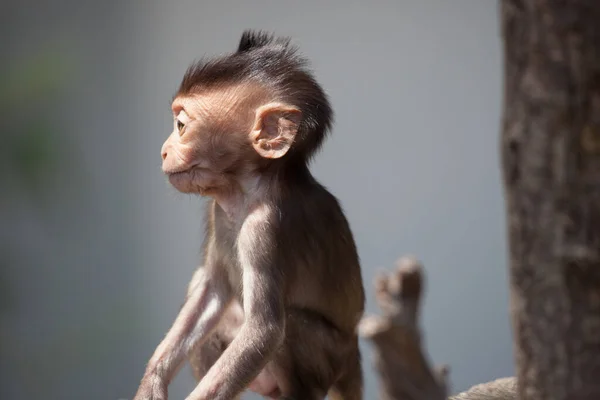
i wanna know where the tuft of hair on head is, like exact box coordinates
[237,30,291,53]
[177,29,334,164]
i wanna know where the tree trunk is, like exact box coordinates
[501,1,600,399]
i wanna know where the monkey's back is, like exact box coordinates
[274,167,365,335]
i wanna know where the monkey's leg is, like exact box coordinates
[188,301,243,379]
[188,302,244,399]
[188,336,242,400]
[275,309,361,400]
[188,331,226,381]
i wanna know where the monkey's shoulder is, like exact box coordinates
[283,178,350,221]
[275,181,358,257]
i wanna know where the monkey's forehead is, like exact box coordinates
[171,85,272,118]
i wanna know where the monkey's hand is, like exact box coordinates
[133,374,168,400]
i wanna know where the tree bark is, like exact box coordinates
[501,1,600,399]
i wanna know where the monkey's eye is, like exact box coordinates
[176,119,185,133]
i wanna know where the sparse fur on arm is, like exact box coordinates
[185,204,285,400]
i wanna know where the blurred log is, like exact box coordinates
[357,256,448,400]
[358,257,518,400]
[450,377,516,400]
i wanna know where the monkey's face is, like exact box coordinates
[161,91,301,196]
[161,96,251,195]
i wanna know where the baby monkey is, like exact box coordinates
[133,30,365,400]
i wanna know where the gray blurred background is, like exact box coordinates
[0,1,512,399]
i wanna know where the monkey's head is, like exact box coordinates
[161,30,333,195]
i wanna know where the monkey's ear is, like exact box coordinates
[250,103,302,159]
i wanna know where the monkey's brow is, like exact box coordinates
[169,95,185,115]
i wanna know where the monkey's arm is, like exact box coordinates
[133,267,233,400]
[186,206,285,400]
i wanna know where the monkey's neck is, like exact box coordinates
[212,163,314,220]
[211,174,264,221]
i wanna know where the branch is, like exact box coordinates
[358,256,518,400]
[358,256,448,400]
[450,377,516,400]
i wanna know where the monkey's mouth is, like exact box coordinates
[166,169,191,179]
[166,169,192,183]
[166,168,217,195]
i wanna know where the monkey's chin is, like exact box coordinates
[167,171,216,196]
